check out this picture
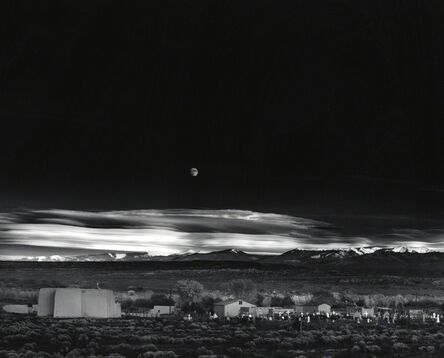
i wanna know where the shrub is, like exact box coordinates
[367,345,381,353]
[351,345,360,353]
[227,347,243,357]
[393,342,408,351]
[427,345,435,353]
[196,346,213,355]
[139,351,178,358]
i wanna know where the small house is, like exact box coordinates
[353,311,362,320]
[295,305,318,314]
[295,303,331,315]
[346,305,359,315]
[361,307,375,317]
[254,307,294,319]
[318,303,331,314]
[150,305,176,316]
[255,307,274,318]
[409,309,425,319]
[2,304,32,314]
[214,299,256,318]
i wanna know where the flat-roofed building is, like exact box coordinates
[254,307,294,318]
[318,303,331,314]
[150,305,176,316]
[295,303,331,315]
[2,304,32,314]
[409,309,425,319]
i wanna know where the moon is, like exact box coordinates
[190,167,198,177]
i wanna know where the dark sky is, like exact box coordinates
[1,0,444,217]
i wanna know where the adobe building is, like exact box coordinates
[295,303,331,315]
[255,307,295,319]
[408,309,425,320]
[2,304,33,314]
[149,305,176,317]
[214,299,256,318]
[37,288,121,318]
[318,303,331,314]
[361,307,375,317]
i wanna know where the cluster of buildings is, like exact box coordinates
[125,305,176,318]
[344,306,442,323]
[212,299,443,324]
[2,288,443,325]
[214,299,332,320]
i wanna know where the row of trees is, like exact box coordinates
[121,293,175,310]
[122,279,321,313]
[175,279,296,311]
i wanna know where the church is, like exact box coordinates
[37,288,121,318]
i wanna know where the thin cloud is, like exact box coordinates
[0,208,443,258]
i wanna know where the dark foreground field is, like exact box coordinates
[1,313,444,357]
[2,260,444,357]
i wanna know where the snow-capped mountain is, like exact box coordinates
[387,246,434,254]
[174,249,262,262]
[27,255,67,262]
[2,246,437,262]
[350,247,384,255]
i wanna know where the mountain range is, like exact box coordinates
[8,246,437,263]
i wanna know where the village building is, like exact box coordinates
[149,305,176,317]
[295,305,318,314]
[127,290,138,300]
[318,303,331,314]
[346,305,359,315]
[295,303,331,315]
[254,307,294,319]
[37,288,121,318]
[353,311,362,320]
[408,309,425,319]
[361,307,375,317]
[214,299,256,318]
[2,304,33,314]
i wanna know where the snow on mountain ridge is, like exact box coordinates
[4,245,438,262]
[391,246,433,253]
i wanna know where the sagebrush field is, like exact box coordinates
[2,313,444,357]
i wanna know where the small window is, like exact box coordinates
[239,300,243,305]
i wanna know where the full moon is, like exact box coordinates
[190,168,198,177]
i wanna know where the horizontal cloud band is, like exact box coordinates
[0,209,443,258]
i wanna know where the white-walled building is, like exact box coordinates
[362,307,375,317]
[295,303,331,314]
[149,305,176,316]
[318,303,331,314]
[214,299,256,318]
[37,288,121,318]
[2,304,32,314]
[255,307,294,318]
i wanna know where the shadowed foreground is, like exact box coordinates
[1,313,444,357]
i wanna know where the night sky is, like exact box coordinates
[1,0,444,219]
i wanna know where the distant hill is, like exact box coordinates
[173,249,263,262]
[9,246,440,266]
[3,245,444,277]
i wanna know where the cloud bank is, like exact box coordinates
[0,208,443,258]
